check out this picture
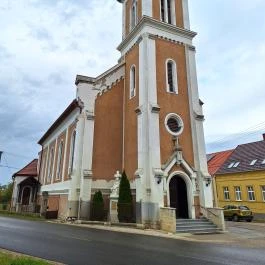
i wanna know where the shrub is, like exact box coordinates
[118,171,133,223]
[91,191,104,221]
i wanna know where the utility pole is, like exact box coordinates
[0,151,3,164]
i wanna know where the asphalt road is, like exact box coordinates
[0,217,264,265]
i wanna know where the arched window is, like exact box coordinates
[56,141,64,180]
[130,65,136,98]
[47,148,54,182]
[166,59,178,94]
[131,0,138,29]
[160,0,174,24]
[68,130,76,175]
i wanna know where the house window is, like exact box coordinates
[47,148,54,181]
[261,186,265,201]
[247,186,255,201]
[131,0,138,29]
[160,0,173,24]
[250,159,257,165]
[166,59,178,93]
[223,187,230,200]
[234,186,242,201]
[69,130,76,175]
[130,65,136,98]
[56,141,64,180]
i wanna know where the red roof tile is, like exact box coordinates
[207,150,234,175]
[13,159,38,178]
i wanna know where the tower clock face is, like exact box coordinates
[165,113,184,136]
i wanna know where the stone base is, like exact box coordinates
[80,201,91,220]
[68,200,79,217]
[136,202,160,228]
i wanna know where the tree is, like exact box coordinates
[0,182,13,204]
[118,171,133,223]
[91,190,104,221]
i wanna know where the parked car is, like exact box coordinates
[223,205,253,222]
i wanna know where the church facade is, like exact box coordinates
[37,0,213,227]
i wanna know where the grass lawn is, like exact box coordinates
[0,251,52,265]
[0,211,45,221]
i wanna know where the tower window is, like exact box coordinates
[165,113,184,136]
[160,0,175,24]
[47,147,54,182]
[131,0,138,29]
[166,59,178,94]
[130,65,136,98]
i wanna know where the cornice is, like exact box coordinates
[117,16,197,52]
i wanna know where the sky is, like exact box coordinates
[0,0,265,184]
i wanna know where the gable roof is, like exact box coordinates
[38,99,80,145]
[217,140,265,174]
[207,150,234,175]
[13,159,38,178]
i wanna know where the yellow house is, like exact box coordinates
[212,137,265,219]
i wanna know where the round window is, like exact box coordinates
[165,113,184,136]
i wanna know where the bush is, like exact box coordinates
[118,171,133,223]
[91,191,104,221]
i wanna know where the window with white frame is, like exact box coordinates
[47,148,54,181]
[261,186,265,201]
[247,186,255,201]
[130,65,136,98]
[130,0,138,30]
[166,59,178,94]
[56,141,64,180]
[234,186,242,201]
[68,130,76,175]
[223,187,230,200]
[250,159,257,165]
[160,0,174,24]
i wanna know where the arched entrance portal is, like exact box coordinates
[22,187,31,205]
[169,176,189,219]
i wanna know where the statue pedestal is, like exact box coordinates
[109,171,121,223]
[109,199,119,223]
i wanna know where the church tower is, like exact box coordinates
[117,0,213,227]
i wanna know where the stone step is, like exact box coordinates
[176,228,223,234]
[177,224,218,230]
[176,220,210,225]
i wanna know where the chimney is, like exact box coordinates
[263,133,265,141]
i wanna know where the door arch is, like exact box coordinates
[21,186,31,205]
[169,175,189,218]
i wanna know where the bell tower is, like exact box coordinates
[117,0,213,227]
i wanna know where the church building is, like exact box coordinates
[35,0,213,227]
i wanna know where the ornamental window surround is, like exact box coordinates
[68,130,76,175]
[166,59,178,94]
[56,141,64,180]
[47,148,54,182]
[130,65,136,98]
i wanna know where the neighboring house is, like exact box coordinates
[207,150,234,207]
[214,135,265,219]
[34,0,214,227]
[11,159,40,213]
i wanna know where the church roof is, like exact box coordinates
[207,150,234,176]
[13,159,38,178]
[38,99,80,145]
[217,140,265,175]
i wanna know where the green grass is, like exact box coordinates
[0,211,45,221]
[0,251,52,265]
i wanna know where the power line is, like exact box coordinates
[0,165,19,170]
[2,151,33,160]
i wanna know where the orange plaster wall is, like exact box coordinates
[124,45,139,180]
[175,0,184,28]
[92,80,124,180]
[156,38,194,167]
